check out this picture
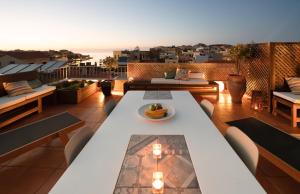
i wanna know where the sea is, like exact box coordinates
[72,49,113,65]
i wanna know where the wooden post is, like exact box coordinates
[292,105,297,128]
[272,97,277,116]
[268,42,275,112]
[38,97,42,113]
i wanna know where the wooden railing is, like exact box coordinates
[39,66,127,83]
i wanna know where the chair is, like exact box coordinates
[104,99,117,116]
[64,126,94,165]
[225,126,259,175]
[200,99,214,118]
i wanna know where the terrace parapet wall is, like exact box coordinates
[127,62,235,81]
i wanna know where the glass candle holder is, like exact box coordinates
[152,171,164,194]
[153,144,162,158]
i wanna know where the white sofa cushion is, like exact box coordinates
[180,78,209,85]
[285,77,300,94]
[273,91,300,104]
[189,72,204,79]
[25,85,56,99]
[151,78,180,84]
[0,94,27,109]
[0,85,56,110]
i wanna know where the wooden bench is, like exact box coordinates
[272,92,300,128]
[0,112,84,163]
[0,71,55,129]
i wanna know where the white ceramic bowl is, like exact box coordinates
[137,103,176,121]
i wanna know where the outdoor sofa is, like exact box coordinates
[124,72,219,99]
[0,71,56,128]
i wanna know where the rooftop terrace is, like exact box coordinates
[0,91,299,194]
[0,42,300,194]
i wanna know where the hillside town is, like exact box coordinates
[0,50,90,68]
[0,43,232,70]
[113,43,233,67]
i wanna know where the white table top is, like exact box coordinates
[50,91,266,194]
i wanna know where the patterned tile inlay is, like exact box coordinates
[114,135,201,194]
[143,91,173,100]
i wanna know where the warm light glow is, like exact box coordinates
[152,179,163,190]
[218,93,232,104]
[216,81,225,92]
[152,172,164,194]
[153,171,163,179]
[111,90,124,96]
[128,77,134,82]
[152,144,162,158]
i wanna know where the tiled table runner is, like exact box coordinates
[113,135,201,194]
[143,91,173,100]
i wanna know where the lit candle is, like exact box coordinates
[152,172,164,194]
[153,144,162,158]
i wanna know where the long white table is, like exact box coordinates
[50,91,266,194]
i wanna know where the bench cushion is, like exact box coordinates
[180,78,209,85]
[26,85,56,99]
[0,85,56,110]
[273,91,300,104]
[151,78,180,84]
[175,68,189,80]
[3,80,33,97]
[151,78,209,85]
[189,72,204,79]
[285,77,300,93]
[0,95,27,109]
[28,79,43,89]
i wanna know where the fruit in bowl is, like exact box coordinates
[144,103,168,119]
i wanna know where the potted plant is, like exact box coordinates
[228,43,256,103]
[100,56,117,96]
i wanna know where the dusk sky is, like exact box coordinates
[1,0,300,51]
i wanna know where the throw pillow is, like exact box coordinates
[175,68,189,80]
[3,80,33,96]
[28,79,43,89]
[164,70,176,79]
[189,72,204,79]
[285,77,300,94]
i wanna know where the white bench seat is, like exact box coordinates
[0,95,27,110]
[0,85,56,110]
[179,78,209,85]
[151,78,209,85]
[151,78,180,84]
[26,85,56,99]
[273,92,300,104]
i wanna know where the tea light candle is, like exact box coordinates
[153,144,162,158]
[152,172,164,193]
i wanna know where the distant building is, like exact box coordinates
[113,51,123,61]
[118,56,128,67]
[0,51,50,67]
[193,52,209,63]
[139,51,151,62]
[179,49,194,63]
